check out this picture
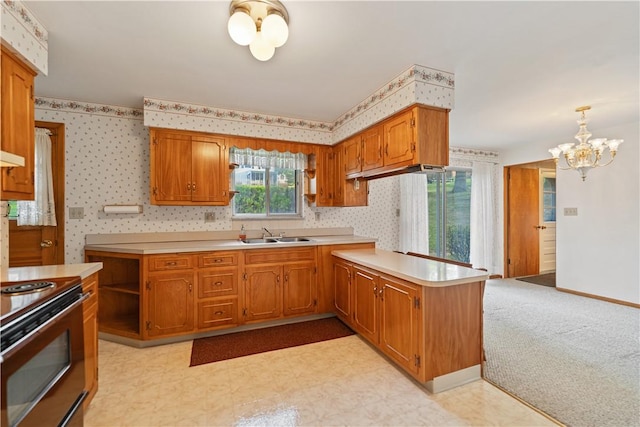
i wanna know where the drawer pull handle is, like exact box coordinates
[214,281,223,286]
[214,259,223,263]
[166,261,177,266]
[214,311,224,315]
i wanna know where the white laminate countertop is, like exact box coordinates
[332,248,489,287]
[2,263,103,283]
[84,235,377,255]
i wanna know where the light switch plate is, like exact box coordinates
[564,207,578,216]
[69,207,84,219]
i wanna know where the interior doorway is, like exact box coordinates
[503,159,556,278]
[8,121,65,266]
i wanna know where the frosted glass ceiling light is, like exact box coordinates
[548,106,623,181]
[228,0,289,61]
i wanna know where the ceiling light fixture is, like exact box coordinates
[227,0,289,61]
[548,106,623,181]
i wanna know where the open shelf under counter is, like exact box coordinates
[101,282,140,295]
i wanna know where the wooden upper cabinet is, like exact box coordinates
[150,128,230,206]
[361,125,384,171]
[343,135,361,175]
[1,46,36,200]
[383,109,416,167]
[316,145,335,207]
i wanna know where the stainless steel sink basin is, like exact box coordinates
[277,237,311,242]
[241,238,279,244]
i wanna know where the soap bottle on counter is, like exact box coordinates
[239,224,246,241]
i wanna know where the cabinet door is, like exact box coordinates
[82,273,99,410]
[191,135,228,204]
[244,265,282,321]
[353,266,379,344]
[342,136,361,175]
[361,125,383,171]
[316,145,334,206]
[333,260,352,322]
[379,276,420,374]
[1,48,35,200]
[146,272,195,337]
[283,261,317,316]
[151,132,192,203]
[383,109,415,167]
[333,146,345,205]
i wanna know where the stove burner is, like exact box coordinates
[1,281,56,295]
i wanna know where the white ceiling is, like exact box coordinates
[25,1,639,151]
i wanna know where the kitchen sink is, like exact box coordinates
[240,237,312,244]
[241,238,279,244]
[276,237,311,242]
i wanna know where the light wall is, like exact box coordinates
[501,121,640,304]
[34,104,400,264]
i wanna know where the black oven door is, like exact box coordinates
[1,286,87,427]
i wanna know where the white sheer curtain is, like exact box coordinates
[17,128,57,226]
[469,161,495,272]
[398,174,429,254]
[230,147,306,169]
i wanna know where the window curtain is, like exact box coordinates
[230,147,306,170]
[17,128,57,226]
[398,174,429,254]
[469,161,495,272]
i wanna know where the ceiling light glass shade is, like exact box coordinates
[261,13,289,47]
[249,31,275,61]
[549,106,623,181]
[228,10,256,46]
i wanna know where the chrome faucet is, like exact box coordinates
[262,227,274,238]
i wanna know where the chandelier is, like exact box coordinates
[227,0,289,61]
[548,106,623,181]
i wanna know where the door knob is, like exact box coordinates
[40,240,53,248]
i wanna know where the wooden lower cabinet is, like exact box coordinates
[352,266,379,343]
[196,251,241,330]
[145,271,195,338]
[333,259,352,321]
[243,248,317,323]
[81,272,99,410]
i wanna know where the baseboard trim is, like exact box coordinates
[556,287,640,308]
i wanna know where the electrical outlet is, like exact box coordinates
[69,207,84,219]
[315,212,321,221]
[396,208,400,217]
[564,207,578,216]
[204,212,216,222]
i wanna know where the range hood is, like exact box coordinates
[360,164,445,180]
[0,151,25,167]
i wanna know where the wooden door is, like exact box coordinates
[353,266,379,344]
[244,265,282,321]
[379,276,420,374]
[383,109,415,167]
[342,136,361,175]
[1,46,35,200]
[191,135,228,204]
[151,131,192,203]
[283,261,316,316]
[8,121,65,267]
[333,260,352,321]
[361,125,383,171]
[316,146,334,206]
[505,167,540,277]
[146,272,194,337]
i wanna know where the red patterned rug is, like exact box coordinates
[190,317,355,367]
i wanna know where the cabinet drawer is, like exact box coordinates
[197,299,239,329]
[245,247,316,265]
[198,268,238,298]
[148,254,194,271]
[198,251,239,267]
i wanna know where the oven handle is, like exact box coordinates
[0,292,90,362]
[58,390,88,427]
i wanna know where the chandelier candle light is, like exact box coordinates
[548,106,623,181]
[227,0,289,61]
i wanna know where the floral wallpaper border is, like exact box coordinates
[2,0,48,43]
[143,98,332,132]
[35,97,143,119]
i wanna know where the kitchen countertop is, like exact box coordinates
[84,235,377,255]
[332,248,489,287]
[2,263,103,283]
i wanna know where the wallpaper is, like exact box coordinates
[1,0,48,74]
[35,99,401,263]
